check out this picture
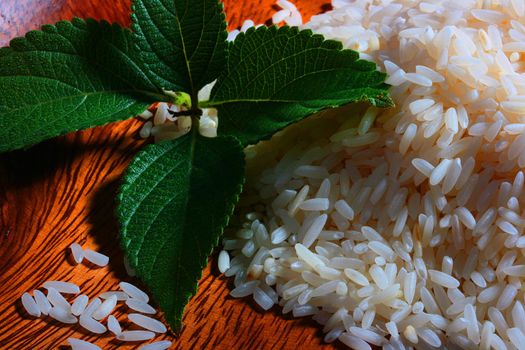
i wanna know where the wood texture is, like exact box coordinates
[0,1,337,349]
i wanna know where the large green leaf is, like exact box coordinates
[117,132,245,330]
[0,18,165,153]
[132,0,228,95]
[206,26,393,146]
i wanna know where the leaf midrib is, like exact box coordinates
[204,87,386,107]
[168,131,199,289]
[139,133,200,318]
[174,0,195,95]
[0,85,160,114]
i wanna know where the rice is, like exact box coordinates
[128,313,167,333]
[68,338,101,350]
[272,9,291,24]
[70,243,84,264]
[334,200,354,220]
[119,282,149,302]
[218,250,231,273]
[403,325,418,344]
[464,304,480,344]
[21,293,40,317]
[49,307,77,324]
[208,0,525,348]
[507,328,525,349]
[43,281,80,294]
[92,294,117,320]
[302,214,328,248]
[46,287,71,310]
[253,287,275,310]
[71,295,89,316]
[116,330,155,342]
[18,246,166,348]
[125,299,156,314]
[107,315,122,336]
[138,110,153,120]
[417,328,442,347]
[496,284,518,310]
[338,333,372,350]
[138,341,173,350]
[79,315,107,334]
[349,326,385,346]
[82,297,101,318]
[83,249,109,267]
[98,291,128,301]
[299,198,330,211]
[33,290,52,315]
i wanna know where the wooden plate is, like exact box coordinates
[0,0,340,349]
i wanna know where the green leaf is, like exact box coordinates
[207,26,393,146]
[132,0,228,95]
[117,132,245,331]
[0,18,165,153]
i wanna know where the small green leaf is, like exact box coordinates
[117,132,245,331]
[207,26,393,146]
[0,18,165,153]
[132,0,228,95]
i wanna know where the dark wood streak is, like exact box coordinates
[0,0,340,349]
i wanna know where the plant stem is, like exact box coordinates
[190,93,200,117]
[190,93,201,135]
[169,110,201,117]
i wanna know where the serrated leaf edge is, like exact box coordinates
[115,135,246,331]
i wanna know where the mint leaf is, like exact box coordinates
[207,26,393,146]
[132,0,228,95]
[0,18,165,153]
[117,132,245,330]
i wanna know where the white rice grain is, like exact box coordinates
[125,299,156,315]
[21,293,40,317]
[43,281,80,294]
[68,338,101,350]
[46,287,70,311]
[83,249,109,267]
[71,295,89,316]
[99,291,128,301]
[70,243,84,264]
[300,198,330,211]
[116,330,155,342]
[82,297,101,318]
[120,282,149,302]
[303,214,328,248]
[107,315,122,336]
[138,341,173,350]
[79,315,106,334]
[339,333,372,350]
[218,250,231,273]
[33,290,51,315]
[92,294,117,320]
[49,307,77,324]
[128,313,167,333]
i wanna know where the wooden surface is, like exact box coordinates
[0,1,337,349]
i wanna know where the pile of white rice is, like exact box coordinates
[217,0,525,349]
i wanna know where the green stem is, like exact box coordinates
[163,90,192,107]
[188,92,202,118]
[190,93,201,135]
[199,100,212,108]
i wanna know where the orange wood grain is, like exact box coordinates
[0,0,337,349]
